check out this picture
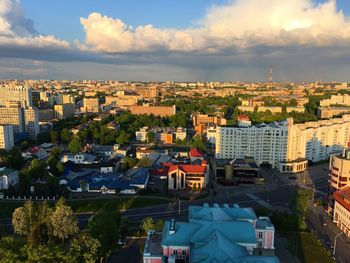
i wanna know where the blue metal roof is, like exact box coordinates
[64,166,149,192]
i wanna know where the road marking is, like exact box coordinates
[246,193,273,209]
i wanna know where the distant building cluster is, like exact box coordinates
[136,126,187,144]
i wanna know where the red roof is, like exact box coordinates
[149,167,169,177]
[237,114,250,121]
[29,146,40,154]
[190,148,204,158]
[334,187,350,212]
[165,164,206,174]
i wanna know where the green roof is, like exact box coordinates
[0,168,17,177]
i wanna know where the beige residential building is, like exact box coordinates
[320,94,350,107]
[286,116,350,164]
[0,125,14,150]
[237,106,255,112]
[286,107,305,113]
[0,85,33,107]
[327,150,350,215]
[257,106,282,114]
[0,106,25,134]
[333,187,350,237]
[54,103,75,119]
[137,87,159,98]
[317,107,350,119]
[82,97,100,113]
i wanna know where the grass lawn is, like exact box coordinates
[285,231,334,263]
[0,197,171,218]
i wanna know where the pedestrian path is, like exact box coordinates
[246,193,273,209]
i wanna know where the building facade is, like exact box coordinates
[0,125,14,150]
[0,106,25,136]
[215,121,289,168]
[130,105,176,117]
[0,85,32,108]
[82,97,100,113]
[0,167,19,190]
[143,204,280,263]
[333,187,350,237]
[216,115,350,172]
[24,107,40,140]
[54,103,75,119]
[327,149,350,215]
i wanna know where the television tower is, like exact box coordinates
[268,65,273,83]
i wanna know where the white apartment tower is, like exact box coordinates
[215,115,350,173]
[0,125,14,150]
[215,121,289,167]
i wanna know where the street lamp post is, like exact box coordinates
[178,195,181,215]
[333,232,343,256]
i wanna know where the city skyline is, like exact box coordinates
[1,0,350,81]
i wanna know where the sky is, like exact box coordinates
[1,0,350,81]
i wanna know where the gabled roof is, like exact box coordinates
[190,148,204,158]
[167,164,206,174]
[188,204,257,222]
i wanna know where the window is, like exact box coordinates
[258,232,263,239]
[182,250,187,256]
[173,250,178,255]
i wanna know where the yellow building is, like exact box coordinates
[54,103,75,119]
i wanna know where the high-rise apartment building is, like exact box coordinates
[0,106,25,135]
[215,115,350,173]
[0,85,32,107]
[24,107,39,140]
[0,125,14,150]
[215,121,289,168]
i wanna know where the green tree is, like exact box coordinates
[89,210,120,262]
[60,129,72,143]
[50,131,59,144]
[50,199,78,242]
[28,159,47,180]
[37,131,51,144]
[147,131,155,143]
[154,219,164,231]
[68,234,100,263]
[6,148,24,170]
[68,138,82,154]
[137,157,152,167]
[288,98,298,107]
[120,157,137,170]
[189,136,206,152]
[115,130,130,145]
[140,217,154,235]
[12,201,52,246]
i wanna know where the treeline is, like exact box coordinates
[37,112,189,148]
[0,198,127,263]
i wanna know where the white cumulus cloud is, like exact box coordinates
[80,0,350,53]
[0,0,69,49]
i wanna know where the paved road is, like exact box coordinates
[308,202,350,263]
[0,185,295,232]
